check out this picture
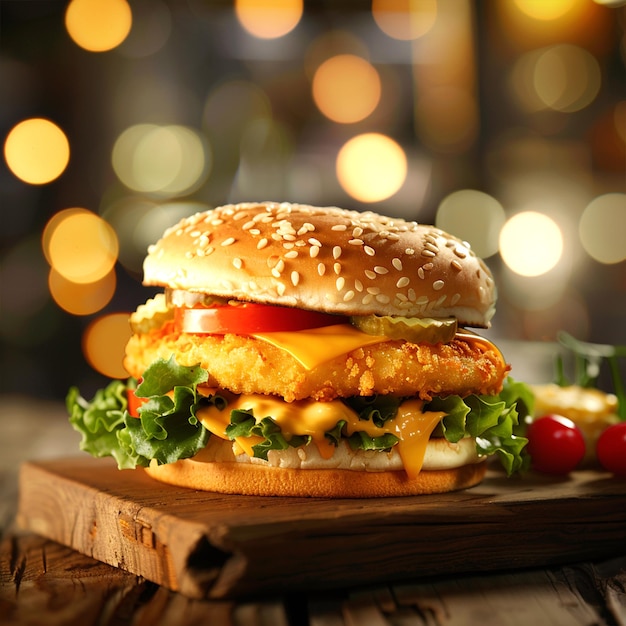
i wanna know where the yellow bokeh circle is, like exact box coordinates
[44,209,119,284]
[82,313,132,379]
[336,133,407,203]
[235,0,303,39]
[49,267,116,316]
[4,118,70,184]
[312,55,381,124]
[65,0,132,52]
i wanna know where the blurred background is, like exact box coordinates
[1,0,625,402]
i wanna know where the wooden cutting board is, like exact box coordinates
[16,457,626,599]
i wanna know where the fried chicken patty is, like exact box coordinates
[124,321,509,402]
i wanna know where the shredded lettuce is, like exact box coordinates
[67,356,531,475]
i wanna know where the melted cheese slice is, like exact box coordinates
[252,324,388,370]
[197,394,445,478]
[252,324,497,371]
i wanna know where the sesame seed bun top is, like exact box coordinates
[143,201,497,327]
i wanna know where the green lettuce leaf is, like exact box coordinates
[67,357,213,469]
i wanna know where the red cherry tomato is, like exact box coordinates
[596,422,626,477]
[526,414,586,475]
[176,303,347,335]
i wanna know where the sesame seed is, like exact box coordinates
[374,266,388,275]
[354,279,364,292]
[423,263,434,271]
[392,258,403,271]
[205,246,214,255]
[421,249,436,258]
[233,211,248,221]
[364,246,376,257]
[418,268,425,279]
[332,224,347,231]
[367,287,381,295]
[343,290,355,302]
[396,277,410,288]
[285,250,298,259]
[185,251,194,259]
[451,293,461,305]
[349,239,364,246]
[433,280,445,291]
[190,230,201,237]
[416,295,429,306]
[257,238,269,250]
[317,263,326,276]
[364,270,377,280]
[336,277,345,291]
[271,268,281,278]
[276,259,285,272]
[362,294,374,305]
[333,246,342,260]
[310,246,320,258]
[291,271,300,286]
[277,283,286,296]
[221,237,236,247]
[249,229,261,235]
[451,259,463,271]
[352,226,363,237]
[233,258,243,269]
[405,248,415,255]
[454,247,467,259]
[308,238,322,247]
[211,219,224,226]
[376,294,390,304]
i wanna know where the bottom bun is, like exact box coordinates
[144,457,487,498]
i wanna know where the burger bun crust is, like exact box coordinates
[143,202,496,327]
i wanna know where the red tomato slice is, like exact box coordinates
[176,303,346,335]
[127,387,146,418]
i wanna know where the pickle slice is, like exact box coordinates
[350,315,457,344]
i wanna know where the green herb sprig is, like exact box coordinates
[556,331,626,421]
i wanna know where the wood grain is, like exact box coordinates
[16,457,626,600]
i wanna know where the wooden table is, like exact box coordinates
[2,394,626,626]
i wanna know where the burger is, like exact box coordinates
[68,201,529,497]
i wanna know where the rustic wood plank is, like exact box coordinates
[16,457,626,600]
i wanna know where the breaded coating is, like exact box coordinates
[124,321,509,402]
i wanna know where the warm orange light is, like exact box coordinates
[336,133,407,203]
[312,55,381,124]
[372,0,438,40]
[235,0,303,39]
[44,209,119,284]
[82,313,132,379]
[49,267,116,315]
[65,0,132,52]
[4,118,70,184]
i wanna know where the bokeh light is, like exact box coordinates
[512,0,578,20]
[65,0,132,52]
[336,133,407,203]
[235,0,303,39]
[43,209,119,284]
[579,193,626,264]
[372,0,438,40]
[112,124,210,196]
[312,55,381,124]
[48,268,116,315]
[512,44,601,113]
[499,211,563,276]
[435,190,506,258]
[4,118,70,185]
[82,313,132,379]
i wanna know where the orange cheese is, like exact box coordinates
[196,394,445,477]
[252,324,388,369]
